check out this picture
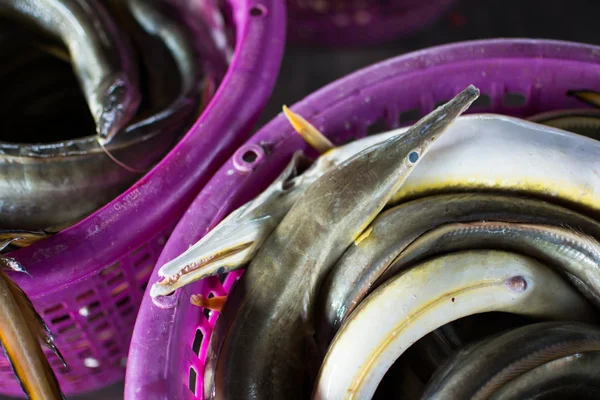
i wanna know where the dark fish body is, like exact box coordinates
[422,321,600,400]
[0,0,141,142]
[384,221,600,307]
[528,108,600,140]
[317,193,600,352]
[490,351,600,400]
[203,87,480,399]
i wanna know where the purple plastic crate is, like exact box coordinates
[1,0,285,397]
[126,38,600,399]
[287,0,457,46]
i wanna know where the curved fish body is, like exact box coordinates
[150,152,313,298]
[203,86,480,400]
[0,0,141,143]
[313,251,598,400]
[106,0,206,138]
[0,265,64,399]
[316,193,600,351]
[422,321,600,400]
[0,230,49,249]
[490,351,600,400]
[382,221,600,307]
[528,108,600,139]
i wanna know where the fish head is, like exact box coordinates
[96,75,141,144]
[150,151,313,298]
[399,85,480,168]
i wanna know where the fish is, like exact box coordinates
[203,86,480,400]
[379,221,600,308]
[490,351,600,400]
[0,230,49,249]
[312,251,599,400]
[316,193,600,352]
[0,258,65,399]
[528,108,600,139]
[422,321,600,400]
[151,151,314,298]
[104,0,207,140]
[0,0,141,144]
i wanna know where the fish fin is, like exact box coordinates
[0,341,32,399]
[191,294,227,312]
[354,226,373,245]
[282,106,335,154]
[0,255,31,277]
[4,274,67,368]
[567,89,600,108]
[0,238,20,252]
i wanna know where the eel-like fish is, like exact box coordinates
[0,0,141,143]
[0,259,65,399]
[203,86,480,399]
[422,321,600,400]
[528,108,600,139]
[316,193,600,352]
[154,110,600,296]
[380,221,600,307]
[313,251,598,400]
[490,351,600,400]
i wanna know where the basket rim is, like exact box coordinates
[126,38,600,399]
[7,0,286,298]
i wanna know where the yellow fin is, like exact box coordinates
[191,294,227,312]
[282,105,334,154]
[354,226,373,246]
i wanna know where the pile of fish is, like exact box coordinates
[151,84,600,400]
[0,1,222,398]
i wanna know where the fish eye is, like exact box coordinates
[407,151,420,164]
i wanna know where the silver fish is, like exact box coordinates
[422,321,600,400]
[313,252,598,400]
[203,86,480,399]
[380,221,600,307]
[316,193,600,352]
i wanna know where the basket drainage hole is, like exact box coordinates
[399,108,421,125]
[503,92,527,108]
[192,328,204,356]
[242,150,258,163]
[250,5,267,17]
[189,367,198,395]
[472,93,492,109]
[366,117,388,137]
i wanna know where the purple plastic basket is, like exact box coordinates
[286,0,457,46]
[0,0,285,397]
[126,38,600,399]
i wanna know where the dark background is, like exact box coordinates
[4,0,600,399]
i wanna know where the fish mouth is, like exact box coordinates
[151,241,253,296]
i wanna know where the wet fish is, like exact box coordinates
[422,321,600,400]
[0,0,141,144]
[203,86,480,400]
[0,230,49,249]
[490,351,600,400]
[528,108,600,139]
[151,151,313,298]
[316,193,600,352]
[568,89,600,109]
[380,221,600,307]
[313,251,598,400]
[0,260,64,399]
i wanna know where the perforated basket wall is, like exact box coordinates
[126,39,600,399]
[1,0,285,397]
[286,0,457,46]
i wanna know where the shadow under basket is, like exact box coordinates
[1,0,285,397]
[126,39,600,399]
[286,0,457,46]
